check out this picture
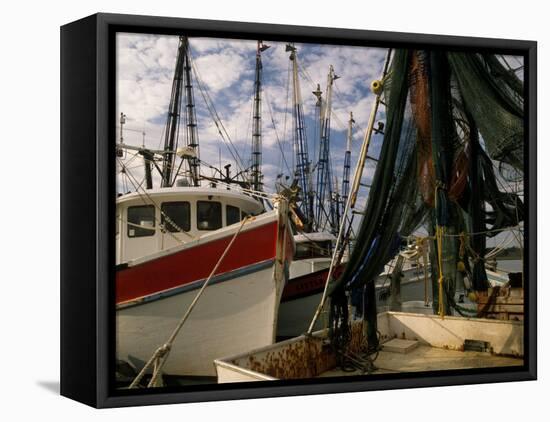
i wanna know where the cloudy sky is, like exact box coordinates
[115,34,525,251]
[115,32,387,209]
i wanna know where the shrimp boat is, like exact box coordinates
[274,49,350,339]
[214,48,527,383]
[115,38,294,377]
[278,234,429,338]
[275,47,425,339]
[277,232,344,338]
[116,188,293,377]
[215,312,524,383]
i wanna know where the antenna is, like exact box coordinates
[117,113,126,158]
[119,112,126,144]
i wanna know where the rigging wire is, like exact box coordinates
[187,45,247,175]
[117,158,195,240]
[405,224,523,240]
[169,155,276,201]
[297,61,347,131]
[283,59,293,177]
[243,92,255,170]
[333,82,367,135]
[292,231,334,256]
[264,87,292,176]
[489,157,524,251]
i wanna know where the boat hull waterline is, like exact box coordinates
[116,208,293,377]
[277,264,426,338]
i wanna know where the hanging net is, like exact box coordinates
[328,48,525,353]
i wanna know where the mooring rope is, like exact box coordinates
[128,216,251,388]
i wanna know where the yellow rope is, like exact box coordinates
[457,231,467,272]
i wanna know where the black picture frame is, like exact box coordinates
[60,12,537,408]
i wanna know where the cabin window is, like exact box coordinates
[226,205,240,226]
[294,240,332,259]
[197,201,222,230]
[161,201,190,232]
[127,205,155,238]
[294,242,313,259]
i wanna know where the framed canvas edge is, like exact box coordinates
[60,13,100,407]
[59,12,537,408]
[99,369,536,408]
[526,42,537,381]
[95,12,536,50]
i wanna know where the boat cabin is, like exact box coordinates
[116,187,264,264]
[290,232,335,278]
[293,232,334,260]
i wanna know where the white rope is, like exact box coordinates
[403,224,523,241]
[442,224,522,238]
[128,216,251,388]
[485,232,515,260]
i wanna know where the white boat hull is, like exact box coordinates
[277,291,324,338]
[115,200,294,378]
[277,265,426,338]
[117,261,281,376]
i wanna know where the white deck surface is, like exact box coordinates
[318,344,523,377]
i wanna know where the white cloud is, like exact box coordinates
[116,33,387,197]
[193,52,249,93]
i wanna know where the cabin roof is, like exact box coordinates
[116,186,263,207]
[294,232,336,243]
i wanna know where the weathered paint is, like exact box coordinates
[215,311,524,382]
[117,199,295,377]
[281,264,345,303]
[477,286,524,321]
[217,323,366,380]
[378,312,524,357]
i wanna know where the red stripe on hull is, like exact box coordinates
[281,263,345,302]
[116,221,278,304]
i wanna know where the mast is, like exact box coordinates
[161,36,200,188]
[116,112,126,158]
[306,49,393,335]
[312,83,323,228]
[349,49,392,208]
[251,41,270,192]
[315,65,339,233]
[287,44,314,228]
[119,112,126,145]
[341,112,354,208]
[183,38,201,187]
[139,150,154,190]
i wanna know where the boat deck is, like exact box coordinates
[318,344,523,378]
[215,312,524,383]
